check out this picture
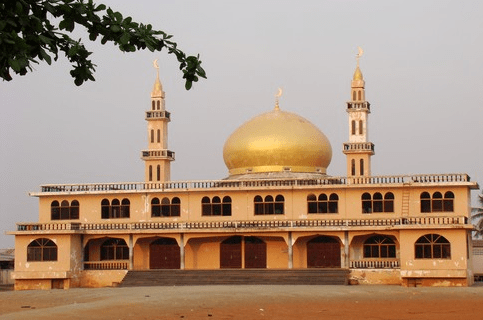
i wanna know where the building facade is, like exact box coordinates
[9,57,479,290]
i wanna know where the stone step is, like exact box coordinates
[120,269,349,287]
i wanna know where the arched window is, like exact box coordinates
[157,129,160,143]
[363,235,396,258]
[201,196,231,216]
[384,193,394,212]
[254,196,264,215]
[157,165,161,181]
[358,90,362,100]
[415,234,451,259]
[121,199,130,218]
[222,196,232,216]
[362,192,394,214]
[420,192,431,212]
[172,197,181,216]
[307,193,338,214]
[151,100,155,110]
[27,238,57,261]
[351,120,356,135]
[420,191,454,213]
[150,129,154,143]
[111,199,120,218]
[254,195,284,215]
[443,191,454,212]
[373,193,383,213]
[101,199,110,219]
[360,159,364,176]
[51,201,60,220]
[352,91,356,101]
[362,193,372,213]
[328,193,339,213]
[149,165,153,181]
[151,197,161,217]
[60,200,70,219]
[359,120,363,135]
[101,199,129,219]
[202,196,211,216]
[307,194,317,213]
[432,192,443,212]
[156,100,160,110]
[100,239,129,260]
[351,159,356,176]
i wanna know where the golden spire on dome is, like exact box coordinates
[274,87,283,110]
[152,59,163,97]
[353,47,364,81]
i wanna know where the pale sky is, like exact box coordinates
[1,0,482,247]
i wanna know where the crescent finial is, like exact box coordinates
[153,59,159,70]
[274,87,283,110]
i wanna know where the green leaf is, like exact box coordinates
[110,25,121,33]
[39,49,52,65]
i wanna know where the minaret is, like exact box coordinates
[141,60,175,182]
[343,48,374,177]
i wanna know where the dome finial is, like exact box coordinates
[275,87,283,110]
[152,59,163,96]
[353,47,364,81]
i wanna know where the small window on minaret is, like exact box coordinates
[152,101,155,110]
[358,90,362,101]
[150,130,154,143]
[149,166,153,181]
[156,100,160,110]
[352,91,356,101]
[360,159,364,176]
[351,121,356,135]
[359,120,363,135]
[157,165,161,181]
[157,129,160,143]
[351,159,356,176]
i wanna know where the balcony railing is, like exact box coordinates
[350,259,400,269]
[15,216,469,232]
[145,110,170,120]
[84,261,128,270]
[141,149,175,160]
[36,173,474,194]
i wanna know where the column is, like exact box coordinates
[129,234,133,270]
[343,231,350,268]
[288,232,293,269]
[180,233,185,269]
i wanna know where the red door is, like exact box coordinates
[220,236,242,268]
[150,238,180,269]
[245,237,266,268]
[307,236,341,268]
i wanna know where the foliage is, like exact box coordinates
[471,191,483,238]
[0,0,205,89]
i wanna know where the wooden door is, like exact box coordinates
[150,238,180,269]
[307,236,341,268]
[220,236,242,268]
[245,237,266,268]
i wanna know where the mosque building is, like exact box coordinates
[8,53,479,290]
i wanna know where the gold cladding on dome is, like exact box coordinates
[223,108,332,176]
[353,66,363,81]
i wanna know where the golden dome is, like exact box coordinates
[223,108,332,176]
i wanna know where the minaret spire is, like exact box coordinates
[141,61,175,183]
[343,48,375,178]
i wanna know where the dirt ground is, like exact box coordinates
[1,284,483,320]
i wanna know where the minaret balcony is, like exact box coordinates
[141,149,175,161]
[346,101,370,111]
[343,142,375,154]
[146,110,171,120]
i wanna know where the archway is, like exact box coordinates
[149,238,180,269]
[307,236,341,268]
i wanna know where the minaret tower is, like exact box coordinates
[343,48,374,177]
[141,60,175,182]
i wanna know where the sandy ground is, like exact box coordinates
[1,284,483,320]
